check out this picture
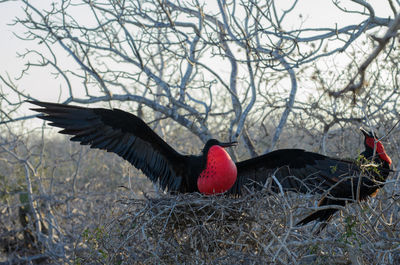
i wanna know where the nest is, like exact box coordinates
[78,190,400,265]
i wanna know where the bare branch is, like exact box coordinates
[329,13,400,99]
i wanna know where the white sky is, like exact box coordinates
[0,0,394,105]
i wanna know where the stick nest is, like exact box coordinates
[78,190,400,265]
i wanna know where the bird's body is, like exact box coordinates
[232,129,391,229]
[296,132,392,229]
[30,101,392,231]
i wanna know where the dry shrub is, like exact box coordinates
[76,189,400,265]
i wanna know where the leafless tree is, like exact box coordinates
[1,0,399,152]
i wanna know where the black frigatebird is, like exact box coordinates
[29,101,238,195]
[231,128,392,230]
[29,101,392,229]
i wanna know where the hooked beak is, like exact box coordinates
[219,141,238,148]
[360,127,375,138]
[360,127,369,137]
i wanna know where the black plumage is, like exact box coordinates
[230,128,392,231]
[30,101,392,231]
[29,101,236,193]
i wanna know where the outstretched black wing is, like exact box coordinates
[29,101,192,192]
[230,149,359,195]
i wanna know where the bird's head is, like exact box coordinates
[202,139,238,155]
[360,127,392,165]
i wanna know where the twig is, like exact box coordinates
[329,13,400,99]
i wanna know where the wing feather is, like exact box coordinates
[230,149,359,195]
[29,101,189,192]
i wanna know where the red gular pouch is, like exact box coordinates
[365,137,392,166]
[197,145,237,195]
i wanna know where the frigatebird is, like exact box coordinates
[29,101,392,230]
[29,101,238,195]
[231,128,392,230]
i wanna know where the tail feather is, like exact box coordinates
[296,208,338,234]
[297,207,337,225]
[297,197,345,232]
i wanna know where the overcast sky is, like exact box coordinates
[0,0,393,104]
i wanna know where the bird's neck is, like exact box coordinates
[360,147,391,182]
[361,145,391,168]
[197,146,237,195]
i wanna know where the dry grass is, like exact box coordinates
[76,189,400,265]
